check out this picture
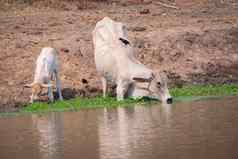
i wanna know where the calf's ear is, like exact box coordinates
[24,83,34,88]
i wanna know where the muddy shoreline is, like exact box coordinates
[0,0,238,112]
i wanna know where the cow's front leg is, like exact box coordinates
[116,79,130,101]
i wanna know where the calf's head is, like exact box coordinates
[24,83,52,103]
[133,72,172,104]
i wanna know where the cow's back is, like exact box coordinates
[38,47,58,69]
[34,47,58,82]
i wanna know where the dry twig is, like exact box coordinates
[155,1,180,10]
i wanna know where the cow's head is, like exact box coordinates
[24,82,52,103]
[133,72,172,104]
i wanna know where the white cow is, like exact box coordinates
[92,17,172,104]
[24,47,63,103]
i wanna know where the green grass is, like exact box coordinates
[170,84,238,97]
[21,84,238,113]
[21,97,149,113]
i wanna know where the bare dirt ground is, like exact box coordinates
[0,0,238,112]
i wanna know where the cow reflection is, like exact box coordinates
[98,105,172,159]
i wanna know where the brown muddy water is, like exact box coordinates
[0,96,238,159]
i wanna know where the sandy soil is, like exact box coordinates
[0,0,238,112]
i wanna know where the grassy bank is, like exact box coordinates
[22,97,144,113]
[171,84,238,96]
[21,84,238,113]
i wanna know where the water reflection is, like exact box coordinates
[32,113,64,159]
[0,96,238,159]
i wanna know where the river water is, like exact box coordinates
[0,96,238,159]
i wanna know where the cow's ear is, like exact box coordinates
[119,38,130,45]
[24,83,34,88]
[132,77,152,83]
[41,83,53,88]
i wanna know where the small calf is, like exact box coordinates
[24,47,63,103]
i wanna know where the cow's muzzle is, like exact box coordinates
[166,97,173,104]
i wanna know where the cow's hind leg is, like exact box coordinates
[101,77,107,98]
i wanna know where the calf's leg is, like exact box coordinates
[48,84,54,102]
[55,72,63,100]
